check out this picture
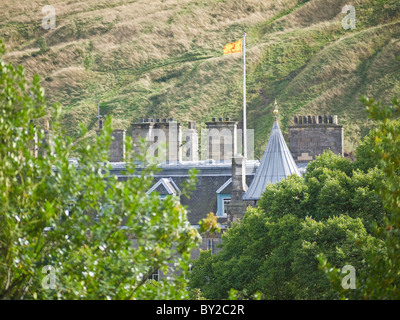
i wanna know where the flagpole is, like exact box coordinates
[243,33,247,160]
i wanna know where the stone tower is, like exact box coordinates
[288,115,343,163]
[109,129,126,162]
[131,118,183,163]
[182,121,199,161]
[204,117,237,161]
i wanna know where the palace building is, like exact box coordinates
[100,103,344,263]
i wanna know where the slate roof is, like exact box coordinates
[146,178,181,196]
[216,177,249,194]
[242,121,300,201]
[111,160,259,225]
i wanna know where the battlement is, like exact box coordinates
[205,117,238,161]
[293,115,338,125]
[289,115,343,163]
[127,116,239,163]
[209,117,232,122]
[139,118,175,123]
[103,113,343,164]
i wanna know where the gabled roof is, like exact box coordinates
[216,178,232,194]
[146,177,181,196]
[216,177,249,194]
[242,121,300,200]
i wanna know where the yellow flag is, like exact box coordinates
[224,39,243,55]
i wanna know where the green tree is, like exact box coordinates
[0,41,200,300]
[358,96,400,298]
[353,129,379,173]
[258,150,385,230]
[189,207,377,299]
[321,96,400,299]
[261,215,379,300]
[258,174,309,220]
[189,149,386,299]
[189,207,271,299]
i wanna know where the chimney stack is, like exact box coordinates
[183,121,198,161]
[204,117,237,161]
[109,130,126,162]
[289,114,343,163]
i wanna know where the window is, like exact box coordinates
[148,270,159,281]
[222,197,231,216]
[217,194,231,217]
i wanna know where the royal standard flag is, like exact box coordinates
[224,38,243,55]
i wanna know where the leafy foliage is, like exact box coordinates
[0,41,200,300]
[189,207,270,299]
[321,95,400,299]
[259,150,386,229]
[189,206,378,299]
[198,212,220,234]
[189,148,387,299]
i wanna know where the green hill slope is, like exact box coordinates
[2,0,400,156]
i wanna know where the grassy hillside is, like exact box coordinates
[1,0,400,156]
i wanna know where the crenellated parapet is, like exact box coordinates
[293,115,338,125]
[289,115,343,163]
[204,117,237,161]
[131,118,182,163]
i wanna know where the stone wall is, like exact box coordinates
[128,117,238,163]
[182,121,198,161]
[131,118,182,163]
[204,117,237,161]
[109,129,126,162]
[289,115,343,163]
[190,233,223,260]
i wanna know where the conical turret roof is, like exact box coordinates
[242,120,300,200]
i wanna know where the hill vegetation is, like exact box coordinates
[1,0,400,156]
